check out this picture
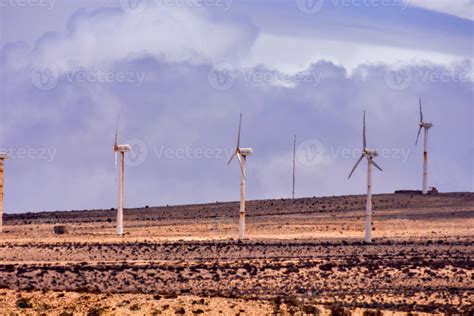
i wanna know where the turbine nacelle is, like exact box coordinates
[420,122,433,129]
[238,148,253,157]
[363,149,378,158]
[114,144,131,153]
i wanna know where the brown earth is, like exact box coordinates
[0,192,473,315]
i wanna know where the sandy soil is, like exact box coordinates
[0,192,473,315]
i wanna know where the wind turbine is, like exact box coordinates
[348,111,383,243]
[113,117,131,236]
[227,113,253,240]
[416,98,433,195]
[0,152,7,233]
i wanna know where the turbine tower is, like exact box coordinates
[113,117,131,236]
[228,113,253,240]
[0,153,8,233]
[348,111,383,243]
[416,98,433,195]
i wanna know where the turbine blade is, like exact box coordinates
[419,98,423,123]
[227,151,237,165]
[237,153,246,179]
[237,112,242,149]
[348,155,365,179]
[363,111,367,149]
[114,115,120,147]
[415,126,422,145]
[371,158,383,172]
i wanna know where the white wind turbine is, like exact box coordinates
[113,117,131,236]
[416,98,433,195]
[0,152,8,233]
[227,113,253,240]
[348,111,383,243]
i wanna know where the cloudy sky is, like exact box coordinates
[0,0,472,213]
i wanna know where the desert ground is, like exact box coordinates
[0,192,473,315]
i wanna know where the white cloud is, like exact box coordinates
[408,0,474,20]
[243,33,467,75]
[28,6,258,71]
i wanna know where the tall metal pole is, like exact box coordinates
[0,159,5,233]
[239,156,246,240]
[423,128,429,195]
[117,151,124,235]
[365,159,372,243]
[292,135,296,199]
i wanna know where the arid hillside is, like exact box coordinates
[0,192,473,315]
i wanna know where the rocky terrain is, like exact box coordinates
[0,192,473,315]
